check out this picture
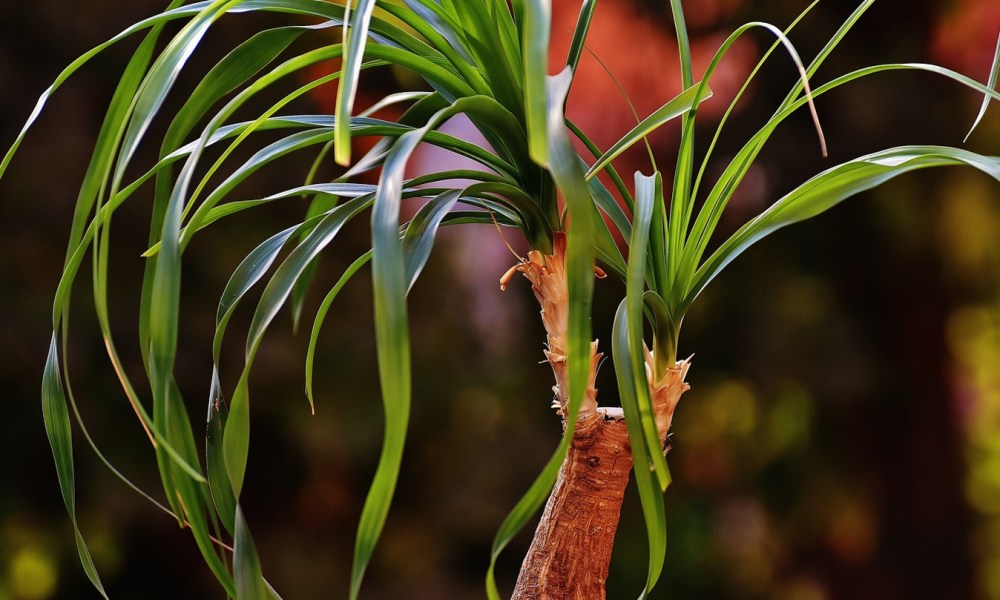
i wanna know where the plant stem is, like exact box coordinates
[505,235,690,598]
[512,413,632,599]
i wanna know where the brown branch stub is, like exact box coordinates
[649,356,692,445]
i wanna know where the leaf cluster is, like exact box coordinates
[3,0,999,597]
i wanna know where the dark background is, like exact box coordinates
[2,0,1000,598]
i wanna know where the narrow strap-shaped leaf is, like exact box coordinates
[113,0,238,195]
[137,10,259,592]
[547,71,596,420]
[684,146,1000,311]
[568,118,635,211]
[643,290,678,371]
[347,96,491,600]
[451,0,523,115]
[689,1,820,213]
[156,377,236,596]
[183,126,338,244]
[565,0,597,77]
[335,0,377,165]
[148,22,315,353]
[675,61,1000,307]
[665,0,694,285]
[165,24,313,154]
[400,0,474,63]
[223,196,373,497]
[207,368,237,535]
[0,2,212,181]
[590,201,628,281]
[775,0,871,114]
[667,0,692,89]
[487,0,524,87]
[387,0,495,99]
[402,189,462,289]
[305,251,373,408]
[584,84,713,181]
[291,142,340,333]
[213,226,298,361]
[353,118,416,600]
[627,173,670,486]
[353,93,530,598]
[460,181,550,248]
[966,31,1000,141]
[612,303,668,599]
[671,21,826,302]
[234,506,273,600]
[523,0,551,165]
[42,337,109,598]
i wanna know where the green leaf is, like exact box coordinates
[565,0,597,77]
[42,337,109,598]
[305,251,372,409]
[402,190,462,289]
[207,369,236,535]
[584,84,713,181]
[643,290,678,374]
[966,31,1000,141]
[676,61,1000,307]
[612,303,668,598]
[214,226,299,362]
[335,0,377,165]
[626,173,670,487]
[523,0,551,165]
[452,0,524,115]
[224,196,373,496]
[164,24,312,156]
[348,96,510,600]
[685,146,1000,311]
[234,506,273,600]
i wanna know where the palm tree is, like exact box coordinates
[3,0,998,598]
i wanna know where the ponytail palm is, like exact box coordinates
[4,0,1000,598]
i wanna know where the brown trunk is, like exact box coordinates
[512,414,632,600]
[502,233,690,599]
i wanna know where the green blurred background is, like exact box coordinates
[2,0,1000,598]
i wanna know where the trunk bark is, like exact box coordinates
[503,233,690,599]
[512,413,632,599]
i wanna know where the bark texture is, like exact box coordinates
[503,234,690,599]
[512,414,632,599]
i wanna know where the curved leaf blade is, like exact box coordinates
[626,173,670,486]
[685,146,1000,310]
[402,190,461,289]
[584,84,712,181]
[42,337,109,598]
[612,303,668,598]
[335,0,377,165]
[234,506,272,600]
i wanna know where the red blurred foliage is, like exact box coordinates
[554,0,756,175]
[930,0,1000,77]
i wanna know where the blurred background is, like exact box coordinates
[1,0,1000,598]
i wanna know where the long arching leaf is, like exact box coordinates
[335,0,377,165]
[684,146,1000,311]
[42,338,109,598]
[612,302,668,599]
